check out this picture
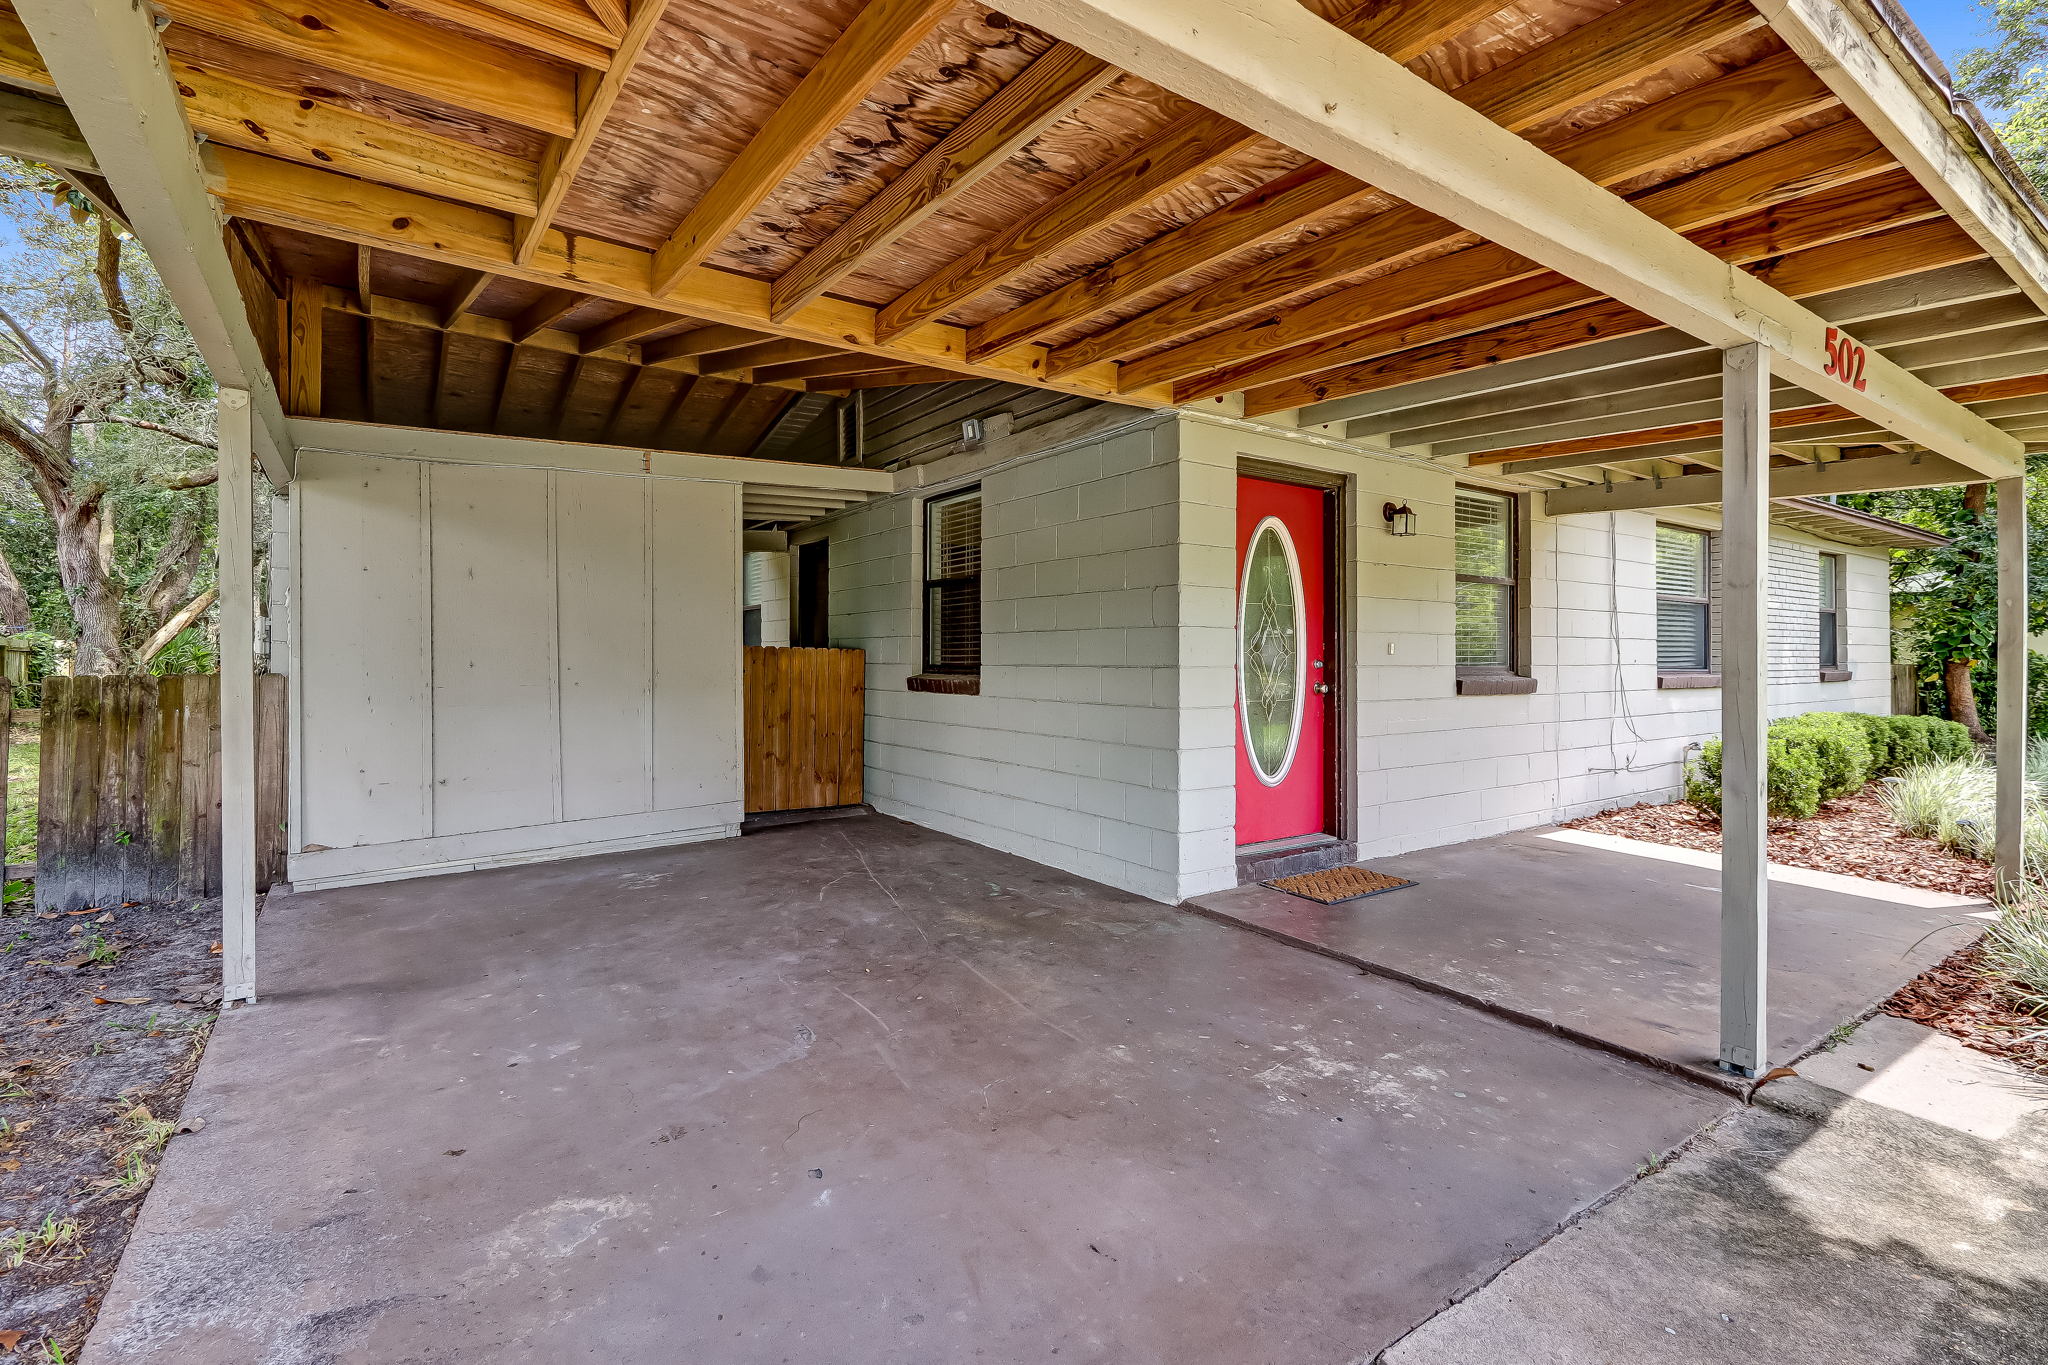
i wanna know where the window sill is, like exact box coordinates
[1658,672,1721,690]
[1817,669,1853,683]
[907,672,979,696]
[1457,675,1537,696]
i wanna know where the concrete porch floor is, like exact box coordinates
[1190,828,1988,1081]
[87,815,1728,1365]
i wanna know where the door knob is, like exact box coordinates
[1312,682,1332,695]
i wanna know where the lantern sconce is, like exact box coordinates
[1382,501,1418,536]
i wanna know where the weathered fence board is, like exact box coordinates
[743,647,864,814]
[37,674,286,911]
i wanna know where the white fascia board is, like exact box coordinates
[1758,0,2048,318]
[16,0,295,487]
[287,418,895,495]
[1000,0,2023,481]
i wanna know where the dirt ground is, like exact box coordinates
[1562,788,1996,899]
[0,896,222,1361]
[1882,942,2048,1076]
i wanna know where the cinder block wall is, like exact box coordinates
[822,416,1238,902]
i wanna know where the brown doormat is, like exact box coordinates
[1265,865,1417,904]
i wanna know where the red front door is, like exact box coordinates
[1235,475,1333,845]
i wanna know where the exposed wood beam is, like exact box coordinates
[1338,0,1522,64]
[1758,0,2048,317]
[514,288,584,341]
[156,0,578,137]
[770,42,1117,321]
[752,353,904,383]
[581,307,695,352]
[1474,371,2048,466]
[1543,449,1983,514]
[21,0,294,484]
[554,355,595,437]
[443,270,495,327]
[210,147,1165,402]
[1047,49,1843,378]
[466,0,625,45]
[583,0,630,36]
[383,0,617,66]
[698,338,842,377]
[1163,159,1930,400]
[354,244,374,314]
[641,324,777,365]
[1005,0,2021,477]
[517,0,672,264]
[650,0,956,293]
[811,366,960,390]
[1245,219,1988,415]
[286,276,323,417]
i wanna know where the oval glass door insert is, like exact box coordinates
[1238,515,1305,786]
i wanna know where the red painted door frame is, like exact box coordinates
[1235,474,1336,846]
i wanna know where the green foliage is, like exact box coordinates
[1686,730,1824,820]
[146,626,215,676]
[1956,0,2048,195]
[1684,710,1975,819]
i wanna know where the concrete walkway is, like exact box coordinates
[1192,827,1988,1080]
[1384,1013,2048,1364]
[85,816,1723,1364]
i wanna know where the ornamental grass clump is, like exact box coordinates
[1981,892,2048,1022]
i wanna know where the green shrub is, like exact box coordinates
[1845,711,1896,774]
[1926,716,1974,762]
[1773,711,1872,802]
[1881,714,1936,770]
[1686,731,1825,820]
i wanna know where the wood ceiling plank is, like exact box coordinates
[517,0,671,264]
[1240,220,1989,415]
[383,0,613,66]
[582,0,629,36]
[809,365,963,390]
[872,106,1267,342]
[443,270,495,326]
[210,147,1166,401]
[650,0,957,294]
[770,42,1118,322]
[698,339,842,377]
[1337,0,1519,67]
[1149,157,1927,398]
[752,353,905,382]
[641,325,778,365]
[158,0,579,137]
[513,288,585,340]
[1046,41,1821,378]
[480,0,623,44]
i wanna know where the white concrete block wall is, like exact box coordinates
[819,410,1900,900]
[823,417,1235,902]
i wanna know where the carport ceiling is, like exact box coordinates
[1,0,2043,481]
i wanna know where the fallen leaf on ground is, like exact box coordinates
[0,1328,21,1351]
[93,997,151,1007]
[208,942,221,955]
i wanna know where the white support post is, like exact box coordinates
[1996,474,2029,892]
[219,390,258,1004]
[1719,343,1771,1078]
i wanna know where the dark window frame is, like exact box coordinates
[1655,523,1714,674]
[922,486,982,676]
[1453,484,1519,678]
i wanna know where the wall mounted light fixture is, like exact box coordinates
[1382,501,1418,536]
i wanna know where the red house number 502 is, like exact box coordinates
[1823,326,1868,392]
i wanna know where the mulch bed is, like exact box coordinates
[0,896,225,1362]
[1881,942,2048,1076]
[1561,788,1996,900]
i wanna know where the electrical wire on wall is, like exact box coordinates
[1588,511,1665,778]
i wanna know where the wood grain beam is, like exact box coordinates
[211,147,1163,401]
[752,353,904,383]
[650,0,955,293]
[769,42,1116,321]
[641,325,777,365]
[286,276,322,417]
[157,0,578,137]
[580,307,695,352]
[1160,157,1927,400]
[698,338,842,377]
[1047,49,1838,377]
[513,288,586,341]
[374,0,615,66]
[1473,371,2048,465]
[1241,219,1989,415]
[809,365,960,390]
[443,270,494,327]
[517,0,672,264]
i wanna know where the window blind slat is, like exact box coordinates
[1454,488,1511,580]
[1655,525,1707,597]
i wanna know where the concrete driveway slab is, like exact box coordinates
[85,816,1723,1365]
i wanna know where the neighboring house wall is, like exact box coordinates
[288,446,742,890]
[745,550,792,647]
[820,410,1896,901]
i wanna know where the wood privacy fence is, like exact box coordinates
[743,647,864,814]
[37,674,287,912]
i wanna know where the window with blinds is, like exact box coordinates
[1655,525,1712,672]
[923,488,982,673]
[1818,552,1843,670]
[1454,488,1516,671]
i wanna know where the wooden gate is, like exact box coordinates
[37,674,287,911]
[743,647,864,813]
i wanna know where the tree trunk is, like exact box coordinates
[53,501,123,673]
[0,543,30,634]
[1945,656,1989,743]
